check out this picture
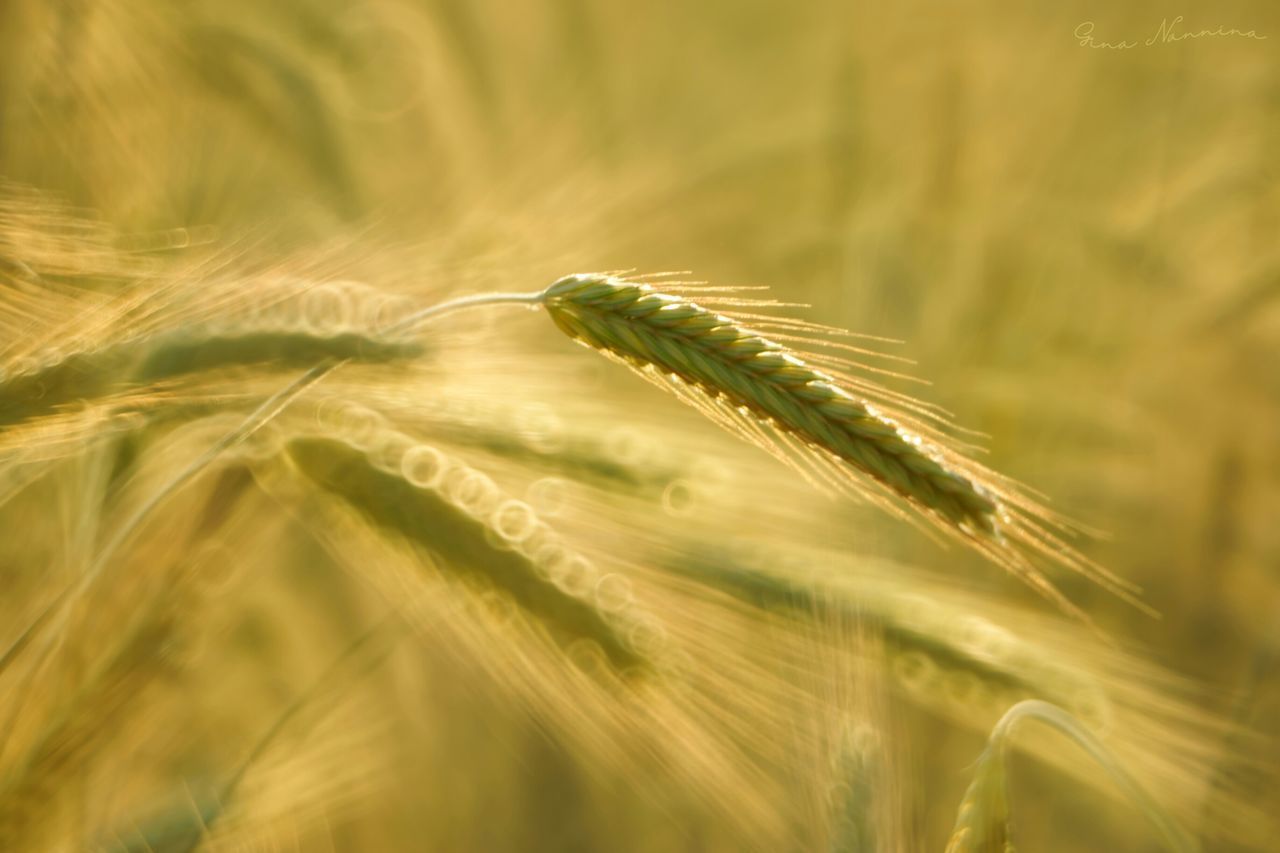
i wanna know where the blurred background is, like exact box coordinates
[1,0,1277,850]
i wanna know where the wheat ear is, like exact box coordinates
[663,545,1112,736]
[285,434,650,674]
[0,328,423,430]
[543,274,998,533]
[539,273,1143,619]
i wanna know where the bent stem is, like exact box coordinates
[391,289,545,333]
[950,699,1198,853]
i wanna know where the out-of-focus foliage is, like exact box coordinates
[1,1,1277,850]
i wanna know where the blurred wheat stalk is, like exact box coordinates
[1,0,1277,851]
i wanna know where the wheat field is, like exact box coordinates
[1,1,1277,851]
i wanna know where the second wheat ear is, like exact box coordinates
[535,273,1146,623]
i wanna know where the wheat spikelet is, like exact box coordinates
[946,744,1014,853]
[284,433,650,674]
[541,273,1141,618]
